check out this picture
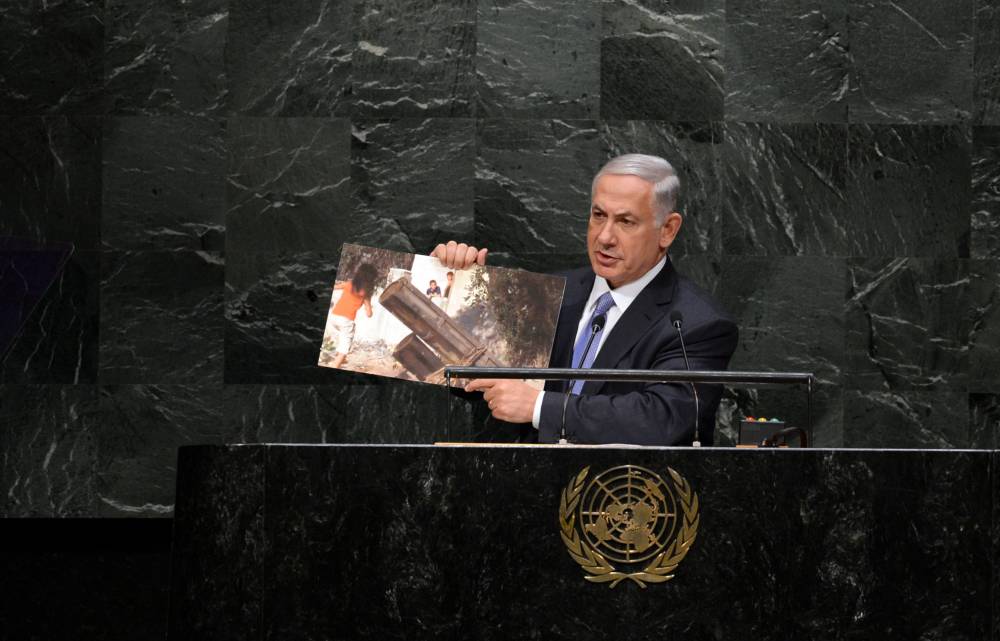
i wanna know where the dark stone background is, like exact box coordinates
[0,0,998,637]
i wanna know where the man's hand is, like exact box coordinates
[465,379,539,424]
[431,241,488,269]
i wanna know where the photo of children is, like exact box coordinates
[318,244,565,386]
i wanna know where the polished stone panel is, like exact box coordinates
[475,119,600,254]
[970,259,1000,390]
[719,257,845,447]
[476,0,599,117]
[725,0,848,122]
[971,393,999,449]
[668,254,725,298]
[847,125,971,257]
[0,385,102,517]
[975,0,1000,124]
[845,258,970,391]
[222,382,478,444]
[170,445,992,641]
[843,389,970,448]
[0,1,104,114]
[721,123,849,256]
[4,382,469,520]
[848,0,974,123]
[94,384,235,516]
[351,119,474,252]
[0,251,100,384]
[972,126,1000,258]
[102,117,225,251]
[0,239,71,361]
[100,251,224,385]
[0,117,102,249]
[601,121,722,256]
[225,0,352,116]
[226,117,352,253]
[484,252,594,275]
[602,0,724,121]
[103,0,227,115]
[225,251,348,384]
[352,0,476,117]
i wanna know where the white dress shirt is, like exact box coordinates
[531,256,668,428]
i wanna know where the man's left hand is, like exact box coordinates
[464,379,539,424]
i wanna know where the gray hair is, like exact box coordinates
[592,154,680,226]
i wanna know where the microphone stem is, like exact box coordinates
[673,321,700,447]
[691,383,700,447]
[676,328,692,371]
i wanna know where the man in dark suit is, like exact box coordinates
[433,154,738,446]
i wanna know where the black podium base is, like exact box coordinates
[169,444,994,640]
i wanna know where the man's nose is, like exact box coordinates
[596,219,616,245]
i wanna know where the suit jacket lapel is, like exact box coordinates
[582,258,678,395]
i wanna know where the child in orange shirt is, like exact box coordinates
[328,263,377,369]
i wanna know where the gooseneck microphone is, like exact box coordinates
[559,314,607,444]
[670,311,701,447]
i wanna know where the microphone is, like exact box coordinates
[559,314,608,443]
[670,311,701,447]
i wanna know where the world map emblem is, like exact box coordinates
[559,465,700,588]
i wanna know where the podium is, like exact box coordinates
[168,445,992,640]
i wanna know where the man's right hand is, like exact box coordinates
[431,241,488,269]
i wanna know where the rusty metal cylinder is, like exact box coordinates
[392,333,445,381]
[380,277,481,364]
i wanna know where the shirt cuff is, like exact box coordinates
[531,390,545,429]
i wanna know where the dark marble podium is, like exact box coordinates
[168,445,995,641]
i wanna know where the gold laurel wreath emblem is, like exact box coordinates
[558,466,700,588]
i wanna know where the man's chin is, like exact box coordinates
[589,259,620,282]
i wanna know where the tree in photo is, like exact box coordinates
[464,267,562,367]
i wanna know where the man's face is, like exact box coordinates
[587,174,681,288]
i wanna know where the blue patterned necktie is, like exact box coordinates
[569,291,617,395]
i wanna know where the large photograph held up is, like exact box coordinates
[319,244,565,386]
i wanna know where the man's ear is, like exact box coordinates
[659,212,683,250]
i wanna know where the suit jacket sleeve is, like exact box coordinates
[537,314,738,446]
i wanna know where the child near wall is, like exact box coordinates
[327,263,378,369]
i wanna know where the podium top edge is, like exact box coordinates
[177,443,997,454]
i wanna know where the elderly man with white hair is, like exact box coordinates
[434,154,738,446]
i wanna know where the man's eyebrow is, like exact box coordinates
[591,205,636,218]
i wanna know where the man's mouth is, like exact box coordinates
[595,250,621,265]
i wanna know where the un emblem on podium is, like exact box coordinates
[559,465,700,588]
